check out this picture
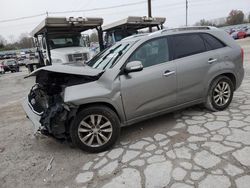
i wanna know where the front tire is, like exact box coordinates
[205,76,234,111]
[70,105,120,153]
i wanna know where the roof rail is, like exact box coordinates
[149,26,217,36]
[121,33,149,41]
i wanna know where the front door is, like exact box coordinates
[120,37,177,121]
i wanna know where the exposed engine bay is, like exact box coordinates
[28,70,101,139]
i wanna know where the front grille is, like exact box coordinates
[68,53,88,62]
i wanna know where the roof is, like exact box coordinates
[31,17,103,36]
[149,26,218,36]
[122,26,220,42]
[103,16,166,32]
[121,33,149,41]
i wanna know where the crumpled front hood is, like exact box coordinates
[26,64,104,78]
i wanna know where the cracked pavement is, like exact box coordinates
[0,38,250,188]
[74,104,250,188]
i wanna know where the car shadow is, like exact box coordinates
[120,112,177,143]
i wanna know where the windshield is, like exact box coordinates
[48,34,86,49]
[87,42,132,70]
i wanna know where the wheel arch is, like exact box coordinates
[207,72,236,93]
[77,101,124,124]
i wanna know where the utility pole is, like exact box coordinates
[186,0,188,26]
[148,0,152,32]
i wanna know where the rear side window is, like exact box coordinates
[201,33,225,50]
[173,34,206,59]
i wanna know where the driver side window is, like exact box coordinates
[128,37,169,68]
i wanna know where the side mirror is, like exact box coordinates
[125,61,143,73]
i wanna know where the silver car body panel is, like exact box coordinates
[26,64,104,77]
[23,27,244,132]
[22,97,41,132]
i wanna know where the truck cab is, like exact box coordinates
[31,17,104,66]
[103,16,166,47]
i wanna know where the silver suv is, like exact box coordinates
[22,26,244,152]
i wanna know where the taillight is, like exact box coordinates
[241,48,244,64]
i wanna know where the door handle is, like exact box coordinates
[163,70,175,77]
[208,58,217,64]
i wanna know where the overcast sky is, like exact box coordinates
[0,0,249,42]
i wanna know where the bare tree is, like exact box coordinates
[226,10,244,25]
[195,19,216,26]
[0,35,7,49]
[8,34,15,44]
[89,32,99,43]
[18,33,34,49]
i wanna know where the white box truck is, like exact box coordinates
[31,17,104,66]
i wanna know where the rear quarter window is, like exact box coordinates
[172,34,206,59]
[201,33,226,50]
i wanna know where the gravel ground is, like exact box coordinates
[0,38,250,188]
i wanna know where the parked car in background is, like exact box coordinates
[0,62,4,74]
[231,30,247,40]
[20,52,27,59]
[23,26,244,152]
[0,55,5,60]
[244,27,250,37]
[1,59,19,73]
[17,58,26,66]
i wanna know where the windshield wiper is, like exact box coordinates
[103,44,129,70]
[101,44,122,61]
[93,44,122,68]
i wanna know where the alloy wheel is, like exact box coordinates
[78,114,113,147]
[213,81,231,106]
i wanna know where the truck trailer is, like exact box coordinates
[103,16,166,47]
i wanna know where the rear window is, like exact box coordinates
[4,60,16,65]
[201,33,225,50]
[173,34,206,59]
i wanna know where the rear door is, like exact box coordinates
[171,33,218,104]
[120,37,177,121]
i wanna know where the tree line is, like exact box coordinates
[195,10,250,27]
[0,33,34,51]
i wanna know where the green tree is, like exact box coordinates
[226,10,244,25]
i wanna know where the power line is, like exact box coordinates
[0,0,150,23]
[0,0,227,24]
[49,0,148,14]
[0,13,46,23]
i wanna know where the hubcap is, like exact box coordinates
[213,81,231,106]
[78,114,113,147]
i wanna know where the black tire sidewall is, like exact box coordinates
[70,106,120,153]
[209,76,234,111]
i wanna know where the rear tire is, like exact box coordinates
[205,76,234,111]
[70,105,120,153]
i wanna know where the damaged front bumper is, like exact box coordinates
[22,92,76,139]
[22,96,42,133]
